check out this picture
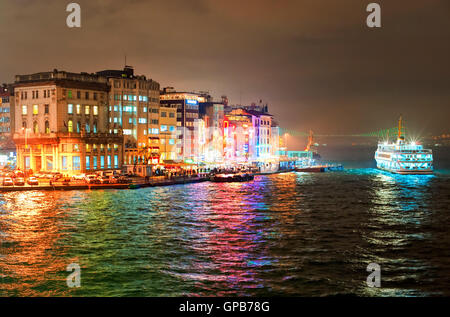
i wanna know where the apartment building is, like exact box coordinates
[96,66,160,165]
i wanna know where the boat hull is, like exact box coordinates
[295,167,325,173]
[377,167,433,175]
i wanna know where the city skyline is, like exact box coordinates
[1,0,449,302]
[0,0,449,145]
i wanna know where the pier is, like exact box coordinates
[0,176,211,192]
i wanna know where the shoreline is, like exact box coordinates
[0,169,300,193]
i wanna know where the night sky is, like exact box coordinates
[1,0,449,147]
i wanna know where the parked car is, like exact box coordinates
[14,177,25,186]
[98,176,110,184]
[2,177,14,186]
[85,175,100,184]
[108,176,118,184]
[27,177,39,186]
[72,173,86,180]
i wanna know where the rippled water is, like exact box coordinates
[1,149,450,296]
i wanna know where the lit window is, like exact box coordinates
[85,105,90,115]
[73,156,81,170]
[68,104,73,114]
[93,106,98,115]
[33,105,38,115]
[22,105,27,115]
[68,120,73,133]
[76,104,81,114]
[160,125,167,132]
[61,156,68,170]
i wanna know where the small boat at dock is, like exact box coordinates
[211,173,255,183]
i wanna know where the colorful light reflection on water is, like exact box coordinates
[0,168,449,296]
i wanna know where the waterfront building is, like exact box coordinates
[199,101,225,164]
[160,88,210,162]
[224,108,255,164]
[12,70,123,175]
[246,109,274,163]
[158,103,177,163]
[96,66,160,166]
[0,85,16,167]
[223,104,280,171]
[0,84,15,137]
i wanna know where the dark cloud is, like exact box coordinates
[1,0,449,148]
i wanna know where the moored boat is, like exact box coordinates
[211,173,255,182]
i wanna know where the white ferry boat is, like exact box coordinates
[375,117,433,175]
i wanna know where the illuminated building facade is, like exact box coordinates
[0,85,15,137]
[158,104,177,163]
[246,110,273,163]
[0,85,16,167]
[96,66,160,165]
[224,108,255,163]
[223,105,279,168]
[199,101,224,163]
[12,70,123,175]
[160,88,210,162]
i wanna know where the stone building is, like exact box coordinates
[13,70,123,175]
